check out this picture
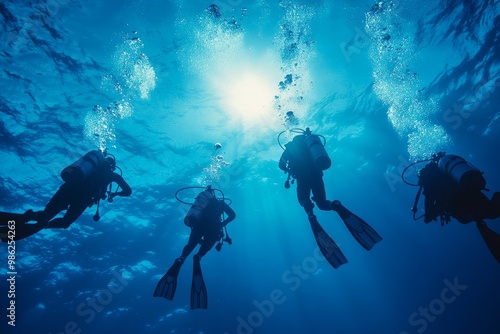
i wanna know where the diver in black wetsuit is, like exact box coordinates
[417,154,500,225]
[41,155,131,229]
[279,128,333,216]
[154,185,236,309]
[412,153,500,262]
[0,154,131,241]
[179,194,236,261]
[278,128,382,269]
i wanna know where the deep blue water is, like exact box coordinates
[1,0,499,333]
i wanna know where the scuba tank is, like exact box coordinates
[61,150,106,184]
[403,152,487,224]
[278,127,331,171]
[176,185,234,251]
[304,131,331,170]
[438,154,486,191]
[184,188,215,227]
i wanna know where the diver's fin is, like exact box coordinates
[0,210,45,242]
[190,255,208,309]
[153,258,184,300]
[476,221,500,263]
[331,200,382,251]
[4,223,46,242]
[0,210,35,226]
[0,228,7,242]
[308,214,348,269]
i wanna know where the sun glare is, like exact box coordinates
[222,70,277,127]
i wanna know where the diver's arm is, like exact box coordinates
[109,173,132,197]
[221,202,236,226]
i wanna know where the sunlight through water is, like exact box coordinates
[220,68,278,128]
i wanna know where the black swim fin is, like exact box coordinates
[476,221,500,263]
[153,258,184,300]
[331,200,382,251]
[308,214,348,269]
[0,210,44,242]
[190,255,208,309]
[0,210,35,226]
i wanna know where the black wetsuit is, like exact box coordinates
[279,135,332,215]
[181,198,236,258]
[42,168,132,228]
[419,161,499,224]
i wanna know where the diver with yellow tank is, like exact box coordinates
[404,152,500,262]
[278,127,382,269]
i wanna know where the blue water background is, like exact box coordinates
[1,0,499,333]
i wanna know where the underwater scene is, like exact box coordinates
[1,0,499,333]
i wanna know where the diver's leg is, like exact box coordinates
[180,228,203,261]
[47,201,87,229]
[9,187,70,239]
[39,186,71,223]
[296,177,314,216]
[481,192,500,219]
[196,230,220,258]
[310,176,332,211]
[453,191,492,223]
[475,192,495,220]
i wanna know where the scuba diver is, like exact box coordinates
[404,152,500,262]
[278,127,382,269]
[0,150,132,242]
[153,185,235,309]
